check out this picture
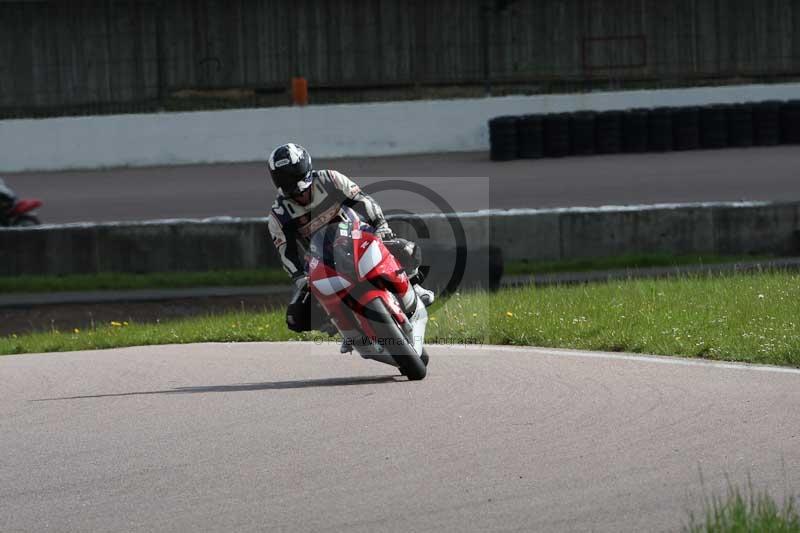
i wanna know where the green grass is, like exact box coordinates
[430,271,800,366]
[685,483,800,532]
[0,313,310,355]
[3,271,800,367]
[504,253,773,276]
[0,269,288,294]
[0,254,776,294]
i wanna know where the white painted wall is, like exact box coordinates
[2,82,800,172]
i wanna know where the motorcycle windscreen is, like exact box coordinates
[307,223,357,280]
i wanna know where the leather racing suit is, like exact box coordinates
[268,169,417,333]
[267,169,391,286]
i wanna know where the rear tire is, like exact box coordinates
[420,348,429,367]
[363,298,427,380]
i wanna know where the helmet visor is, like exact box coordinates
[279,173,312,197]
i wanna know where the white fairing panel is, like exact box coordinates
[358,240,383,277]
[312,276,352,296]
[409,300,428,356]
[400,284,416,311]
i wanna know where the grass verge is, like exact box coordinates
[0,254,777,294]
[504,253,773,276]
[429,270,800,366]
[2,271,800,366]
[0,269,288,294]
[685,483,800,532]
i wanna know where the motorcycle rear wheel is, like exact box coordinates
[363,297,427,381]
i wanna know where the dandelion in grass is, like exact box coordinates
[110,321,122,327]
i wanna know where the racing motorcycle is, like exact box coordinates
[304,207,430,380]
[0,179,43,227]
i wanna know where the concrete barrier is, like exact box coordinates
[0,218,279,277]
[2,202,799,291]
[476,202,800,263]
[4,83,800,172]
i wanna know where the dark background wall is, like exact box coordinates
[2,0,800,113]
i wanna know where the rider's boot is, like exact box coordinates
[340,337,353,353]
[413,284,435,306]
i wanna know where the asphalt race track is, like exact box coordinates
[5,146,800,224]
[3,342,799,532]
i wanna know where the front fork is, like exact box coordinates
[332,285,428,363]
[396,283,428,356]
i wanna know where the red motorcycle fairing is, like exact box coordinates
[307,225,411,339]
[10,199,43,216]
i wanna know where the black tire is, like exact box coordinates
[781,100,800,144]
[517,114,544,159]
[421,348,429,367]
[753,101,781,146]
[12,214,40,227]
[700,104,729,149]
[595,110,623,154]
[727,103,754,147]
[489,116,519,161]
[622,109,649,153]
[544,113,571,157]
[647,107,674,152]
[363,297,427,380]
[673,107,700,151]
[570,111,596,156]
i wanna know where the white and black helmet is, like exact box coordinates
[268,143,313,196]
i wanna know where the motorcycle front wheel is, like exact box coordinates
[363,297,427,381]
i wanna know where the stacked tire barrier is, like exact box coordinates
[754,101,781,146]
[517,115,544,158]
[673,107,700,150]
[700,105,728,149]
[595,111,622,154]
[489,99,800,161]
[727,104,754,147]
[570,112,596,155]
[488,116,518,161]
[544,114,570,157]
[647,107,673,151]
[783,101,800,144]
[622,109,648,153]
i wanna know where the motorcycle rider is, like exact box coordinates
[266,143,433,351]
[0,178,18,225]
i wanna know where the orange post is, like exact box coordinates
[291,77,308,106]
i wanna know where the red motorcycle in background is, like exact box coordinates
[305,207,430,380]
[0,178,43,227]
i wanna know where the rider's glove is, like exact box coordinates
[375,224,395,240]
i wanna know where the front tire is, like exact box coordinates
[363,298,427,381]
